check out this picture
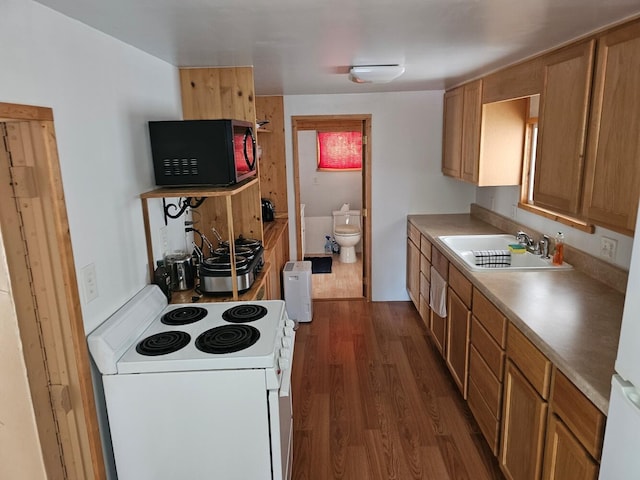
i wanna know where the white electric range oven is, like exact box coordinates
[87,285,295,480]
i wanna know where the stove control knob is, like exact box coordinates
[284,326,295,337]
[282,337,293,348]
[280,347,291,359]
[285,319,296,329]
[279,357,290,370]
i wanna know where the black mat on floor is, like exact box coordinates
[304,256,332,274]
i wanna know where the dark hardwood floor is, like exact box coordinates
[291,300,504,480]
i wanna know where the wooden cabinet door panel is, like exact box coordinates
[442,87,464,178]
[407,237,420,307]
[431,311,447,357]
[534,40,595,215]
[542,415,598,480]
[446,288,471,398]
[583,20,640,235]
[507,326,552,399]
[471,316,505,379]
[500,361,548,480]
[473,289,507,348]
[461,80,482,183]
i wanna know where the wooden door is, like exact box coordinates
[446,287,471,398]
[542,414,598,480]
[533,40,595,216]
[461,80,483,183]
[0,111,105,479]
[500,361,548,480]
[582,20,640,235]
[442,87,464,178]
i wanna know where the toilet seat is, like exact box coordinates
[335,225,360,236]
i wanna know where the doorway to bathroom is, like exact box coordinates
[291,115,372,301]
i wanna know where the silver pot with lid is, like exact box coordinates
[164,251,195,291]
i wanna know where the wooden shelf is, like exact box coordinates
[140,177,259,199]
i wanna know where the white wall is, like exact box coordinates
[284,92,477,301]
[476,186,634,269]
[1,2,184,477]
[0,0,184,334]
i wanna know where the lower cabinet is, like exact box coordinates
[500,360,549,480]
[542,414,598,480]
[407,234,420,308]
[264,220,289,300]
[446,287,471,397]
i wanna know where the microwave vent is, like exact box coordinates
[162,158,199,176]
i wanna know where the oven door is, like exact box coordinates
[268,342,294,479]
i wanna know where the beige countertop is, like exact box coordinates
[408,213,625,414]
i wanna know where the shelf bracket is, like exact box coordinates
[162,197,206,225]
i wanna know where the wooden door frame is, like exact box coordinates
[291,114,372,301]
[0,102,105,478]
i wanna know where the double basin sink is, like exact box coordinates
[438,234,572,272]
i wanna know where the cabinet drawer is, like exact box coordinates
[420,235,431,261]
[468,378,501,456]
[408,222,420,246]
[471,316,505,379]
[551,370,605,460]
[449,264,472,308]
[507,326,552,399]
[472,289,507,348]
[420,255,431,281]
[431,247,449,281]
[469,345,502,419]
[431,311,446,356]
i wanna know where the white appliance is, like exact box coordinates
[600,207,640,478]
[283,261,313,322]
[87,285,295,480]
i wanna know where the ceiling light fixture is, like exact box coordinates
[349,65,405,84]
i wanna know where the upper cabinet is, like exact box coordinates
[533,40,595,217]
[582,20,640,235]
[179,67,256,122]
[442,79,526,186]
[442,86,465,178]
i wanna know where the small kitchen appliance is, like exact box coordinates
[262,198,275,222]
[87,285,295,480]
[283,261,313,322]
[148,119,256,187]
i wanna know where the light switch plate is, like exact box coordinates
[82,263,98,303]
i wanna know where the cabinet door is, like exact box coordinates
[534,40,595,216]
[500,361,548,480]
[442,87,464,178]
[583,20,640,235]
[446,288,471,398]
[407,238,420,308]
[542,414,598,480]
[461,80,482,183]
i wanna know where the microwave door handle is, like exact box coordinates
[243,128,256,170]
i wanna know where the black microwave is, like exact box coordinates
[148,119,257,187]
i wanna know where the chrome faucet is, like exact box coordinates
[539,235,550,259]
[516,230,539,254]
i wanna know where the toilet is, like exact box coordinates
[332,207,362,264]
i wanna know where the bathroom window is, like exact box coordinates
[317,131,362,171]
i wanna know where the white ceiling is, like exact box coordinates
[35,0,640,95]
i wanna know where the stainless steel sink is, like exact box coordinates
[438,234,572,272]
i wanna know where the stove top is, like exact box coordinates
[87,285,292,376]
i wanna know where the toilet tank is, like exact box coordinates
[332,210,361,227]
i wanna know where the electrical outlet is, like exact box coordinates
[600,236,618,261]
[82,263,98,303]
